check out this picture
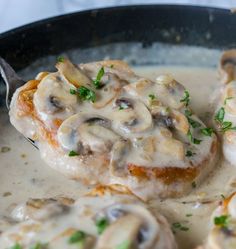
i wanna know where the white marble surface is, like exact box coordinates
[0,0,235,34]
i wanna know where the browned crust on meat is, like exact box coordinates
[16,78,60,147]
[86,184,134,197]
[127,138,218,185]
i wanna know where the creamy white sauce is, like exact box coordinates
[1,64,236,249]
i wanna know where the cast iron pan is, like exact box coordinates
[0,4,236,72]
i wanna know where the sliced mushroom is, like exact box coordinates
[222,82,236,115]
[33,72,77,121]
[11,198,72,222]
[219,49,236,84]
[110,139,130,177]
[96,204,160,249]
[151,104,189,135]
[57,114,120,153]
[160,76,186,109]
[124,78,153,98]
[56,58,91,87]
[96,214,141,249]
[171,109,189,135]
[93,73,124,109]
[112,98,153,134]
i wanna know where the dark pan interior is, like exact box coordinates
[0,5,236,71]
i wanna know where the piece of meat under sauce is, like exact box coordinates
[9,59,218,200]
[0,185,177,249]
[196,192,236,249]
[213,49,236,167]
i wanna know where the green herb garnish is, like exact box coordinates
[185,109,192,117]
[116,240,131,249]
[185,150,196,157]
[57,56,64,63]
[214,107,236,132]
[96,217,109,234]
[78,86,96,102]
[201,127,214,137]
[215,107,225,123]
[93,67,105,89]
[187,117,201,128]
[224,97,234,105]
[110,64,114,68]
[186,214,193,217]
[70,86,96,102]
[172,222,189,232]
[214,215,230,227]
[221,121,235,132]
[10,244,22,249]
[221,194,226,200]
[1,146,11,153]
[68,230,86,244]
[180,90,190,107]
[68,150,79,157]
[148,94,156,100]
[187,130,202,145]
[70,89,76,95]
[192,181,197,188]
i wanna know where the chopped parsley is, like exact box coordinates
[221,121,235,132]
[192,181,197,188]
[70,86,96,103]
[215,107,225,123]
[96,217,109,234]
[78,86,96,102]
[214,215,230,227]
[184,109,201,128]
[30,242,48,249]
[68,150,79,157]
[116,240,131,249]
[1,146,11,153]
[201,127,214,137]
[172,222,189,232]
[187,117,201,128]
[180,90,190,107]
[68,230,86,244]
[221,194,226,200]
[224,97,234,105]
[215,107,236,132]
[185,150,196,157]
[10,244,22,249]
[110,64,114,68]
[187,130,202,145]
[186,214,193,217]
[57,56,64,63]
[70,89,76,95]
[148,94,156,100]
[93,67,105,89]
[184,109,192,117]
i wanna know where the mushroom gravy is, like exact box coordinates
[1,63,236,249]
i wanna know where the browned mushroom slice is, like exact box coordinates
[156,75,186,109]
[219,49,236,84]
[11,197,74,222]
[56,58,91,87]
[93,73,124,109]
[111,98,153,134]
[95,204,175,249]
